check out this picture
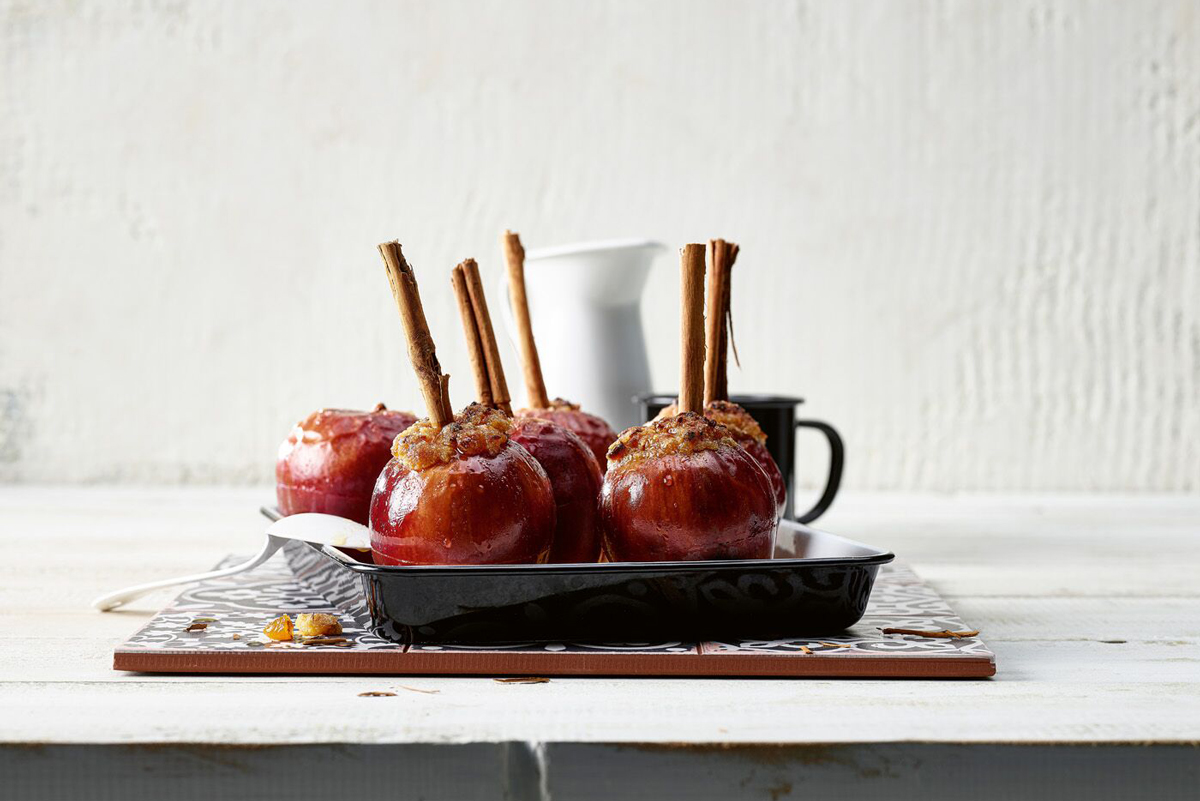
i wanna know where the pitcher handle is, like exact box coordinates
[791,420,844,524]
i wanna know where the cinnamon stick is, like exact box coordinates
[451,263,493,407]
[704,239,739,403]
[704,239,727,404]
[460,258,512,414]
[880,628,980,639]
[377,241,453,428]
[502,231,550,409]
[725,243,740,373]
[678,244,707,414]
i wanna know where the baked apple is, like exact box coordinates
[275,404,416,524]
[655,399,786,515]
[370,403,555,566]
[510,416,604,563]
[516,399,617,473]
[599,411,778,562]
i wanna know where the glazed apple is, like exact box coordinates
[510,417,604,563]
[275,404,417,525]
[517,399,617,473]
[655,400,787,515]
[599,412,778,562]
[370,403,555,565]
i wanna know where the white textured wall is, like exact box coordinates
[1,1,1197,491]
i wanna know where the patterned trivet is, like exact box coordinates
[114,555,995,678]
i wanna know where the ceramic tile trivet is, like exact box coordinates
[113,555,995,678]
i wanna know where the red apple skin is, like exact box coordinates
[600,446,778,562]
[653,401,787,516]
[510,418,604,563]
[738,436,787,516]
[517,407,617,473]
[369,441,555,566]
[276,407,417,525]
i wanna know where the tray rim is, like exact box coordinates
[262,506,895,576]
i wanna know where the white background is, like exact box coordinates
[2,1,1196,491]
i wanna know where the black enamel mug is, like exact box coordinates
[633,394,844,524]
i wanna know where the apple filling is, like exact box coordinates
[392,403,512,472]
[606,411,739,467]
[654,400,767,445]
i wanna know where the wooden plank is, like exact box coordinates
[2,488,1198,749]
[3,743,1197,801]
[1,743,531,801]
[542,743,1200,801]
[1,672,1197,745]
[945,597,1200,641]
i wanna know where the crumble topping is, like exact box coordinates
[654,400,767,444]
[295,613,343,637]
[392,403,512,471]
[701,400,768,444]
[606,411,739,466]
[519,397,581,414]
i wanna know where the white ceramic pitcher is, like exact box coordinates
[499,239,665,432]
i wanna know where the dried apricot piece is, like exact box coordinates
[263,614,294,641]
[296,613,342,637]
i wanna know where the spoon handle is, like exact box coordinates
[91,535,282,612]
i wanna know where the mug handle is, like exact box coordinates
[791,420,844,524]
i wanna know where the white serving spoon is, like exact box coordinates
[91,513,371,612]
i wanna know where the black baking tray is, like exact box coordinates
[263,508,894,644]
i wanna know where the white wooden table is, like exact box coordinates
[3,488,1197,799]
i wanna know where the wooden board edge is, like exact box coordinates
[113,649,995,679]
